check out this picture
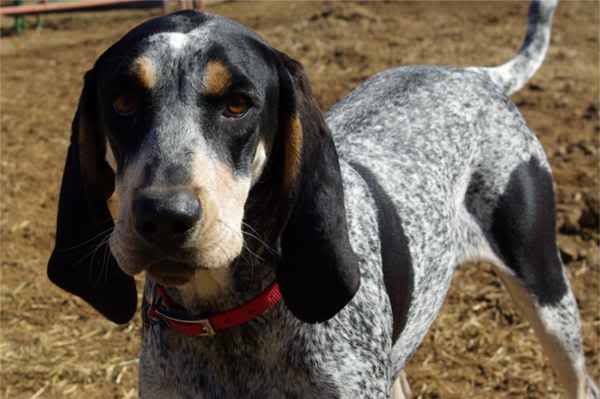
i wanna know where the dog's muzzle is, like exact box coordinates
[133,188,201,249]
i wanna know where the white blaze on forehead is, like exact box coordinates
[145,23,214,54]
[147,32,189,52]
[165,32,189,51]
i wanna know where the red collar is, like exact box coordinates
[145,282,282,337]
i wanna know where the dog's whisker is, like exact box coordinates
[87,235,112,286]
[240,221,277,256]
[58,226,114,253]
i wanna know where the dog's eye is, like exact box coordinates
[113,93,137,116]
[223,95,250,118]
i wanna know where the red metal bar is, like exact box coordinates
[0,0,161,16]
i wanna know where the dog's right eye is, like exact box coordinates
[223,94,251,118]
[113,92,137,116]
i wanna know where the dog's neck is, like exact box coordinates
[146,256,277,316]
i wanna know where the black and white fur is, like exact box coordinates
[47,0,598,397]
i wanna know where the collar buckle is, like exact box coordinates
[192,318,215,337]
[154,308,216,337]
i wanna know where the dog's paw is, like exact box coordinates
[587,375,600,399]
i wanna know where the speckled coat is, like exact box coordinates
[137,58,594,397]
[46,0,599,397]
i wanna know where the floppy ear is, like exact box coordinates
[47,70,137,324]
[272,52,360,323]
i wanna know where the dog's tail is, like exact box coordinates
[471,0,559,95]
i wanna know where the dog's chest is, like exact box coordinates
[139,298,393,398]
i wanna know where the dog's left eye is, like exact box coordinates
[223,95,250,118]
[113,92,137,116]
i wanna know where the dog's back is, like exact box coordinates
[328,65,545,369]
[326,1,598,397]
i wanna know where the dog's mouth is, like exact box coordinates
[110,221,244,283]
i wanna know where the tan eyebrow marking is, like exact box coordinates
[131,56,157,89]
[203,60,232,96]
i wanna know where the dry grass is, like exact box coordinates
[1,1,598,398]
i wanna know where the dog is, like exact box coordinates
[47,0,599,397]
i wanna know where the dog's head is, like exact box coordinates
[48,11,359,324]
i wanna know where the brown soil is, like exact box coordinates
[1,1,598,398]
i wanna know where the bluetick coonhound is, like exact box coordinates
[48,0,599,397]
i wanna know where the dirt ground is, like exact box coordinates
[0,1,598,398]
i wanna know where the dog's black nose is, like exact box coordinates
[133,189,201,245]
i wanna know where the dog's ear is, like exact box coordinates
[271,51,360,323]
[47,69,137,324]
